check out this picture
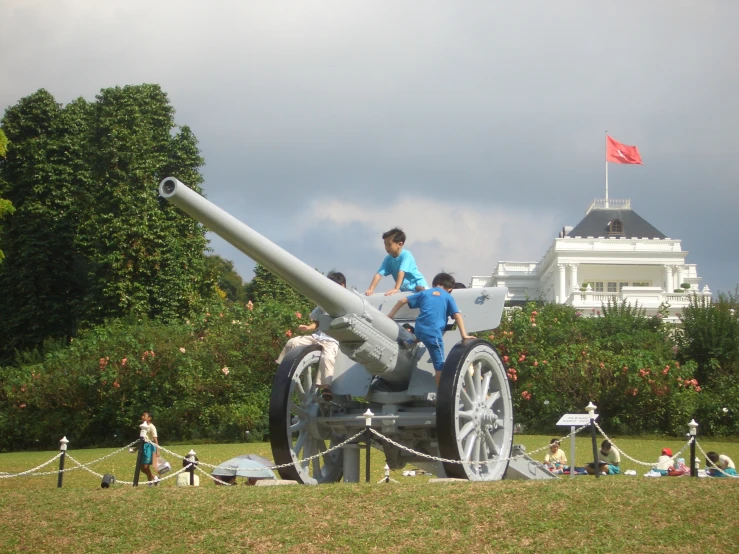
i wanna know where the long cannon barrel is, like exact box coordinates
[158,177,414,350]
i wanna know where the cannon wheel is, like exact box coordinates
[437,340,513,481]
[269,344,344,484]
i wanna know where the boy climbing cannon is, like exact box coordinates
[158,177,514,484]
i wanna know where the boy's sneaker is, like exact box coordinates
[154,476,160,486]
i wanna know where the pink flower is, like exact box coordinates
[179,347,186,353]
[542,360,548,365]
[221,366,230,375]
[247,301,254,311]
[296,312,302,319]
[534,361,538,367]
[599,362,605,369]
[531,311,538,316]
[113,381,120,388]
[575,311,583,317]
[285,330,293,337]
[521,391,532,401]
[19,403,26,409]
[121,358,128,367]
[531,323,537,327]
[695,386,701,392]
[518,355,526,362]
[662,366,669,375]
[503,355,509,363]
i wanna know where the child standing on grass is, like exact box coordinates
[387,272,472,388]
[140,411,160,486]
[275,271,346,402]
[365,227,428,296]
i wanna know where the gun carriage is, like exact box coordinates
[159,177,517,483]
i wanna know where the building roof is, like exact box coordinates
[566,208,666,239]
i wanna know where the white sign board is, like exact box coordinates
[556,414,596,426]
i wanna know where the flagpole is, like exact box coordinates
[605,131,609,208]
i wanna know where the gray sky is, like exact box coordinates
[2,0,737,294]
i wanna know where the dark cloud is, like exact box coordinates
[2,0,737,293]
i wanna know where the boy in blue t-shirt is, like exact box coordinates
[387,272,473,387]
[365,227,428,296]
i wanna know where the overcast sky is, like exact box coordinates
[2,0,737,294]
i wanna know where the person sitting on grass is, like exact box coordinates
[544,439,567,471]
[586,440,620,475]
[387,272,473,389]
[705,451,737,477]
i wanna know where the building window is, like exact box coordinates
[608,219,623,234]
[619,282,629,291]
[632,281,650,287]
[607,282,617,292]
[595,282,604,292]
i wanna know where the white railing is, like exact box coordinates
[585,198,631,214]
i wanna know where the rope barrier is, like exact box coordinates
[154,430,366,472]
[1,421,734,485]
[0,452,62,479]
[593,421,693,468]
[370,424,590,466]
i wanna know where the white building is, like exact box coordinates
[470,198,711,321]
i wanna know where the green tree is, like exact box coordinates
[78,84,214,323]
[204,254,248,304]
[245,263,312,313]
[0,91,91,356]
[0,85,215,361]
[677,289,739,384]
[0,128,15,265]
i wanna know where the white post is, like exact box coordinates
[343,444,360,483]
[569,426,576,480]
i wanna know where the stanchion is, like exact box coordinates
[363,409,374,483]
[586,402,600,479]
[187,449,197,486]
[132,421,149,487]
[57,436,69,488]
[688,419,698,478]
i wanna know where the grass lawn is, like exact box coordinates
[1,434,738,553]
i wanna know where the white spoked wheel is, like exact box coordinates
[269,345,344,484]
[437,340,513,481]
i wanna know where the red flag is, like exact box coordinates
[606,136,643,164]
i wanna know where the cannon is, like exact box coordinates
[159,177,524,483]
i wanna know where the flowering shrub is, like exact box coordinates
[0,298,307,450]
[489,301,701,435]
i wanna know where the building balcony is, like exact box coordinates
[565,286,711,322]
